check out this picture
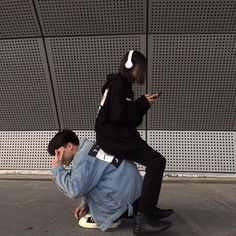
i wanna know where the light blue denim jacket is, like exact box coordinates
[52,138,143,231]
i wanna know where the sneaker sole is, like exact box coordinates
[78,214,121,229]
[78,214,98,229]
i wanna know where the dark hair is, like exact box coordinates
[119,51,147,81]
[47,129,80,156]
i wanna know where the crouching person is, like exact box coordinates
[47,129,143,232]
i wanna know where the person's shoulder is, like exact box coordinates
[73,139,96,163]
[109,73,127,89]
[107,73,122,83]
[80,138,95,150]
[102,73,123,93]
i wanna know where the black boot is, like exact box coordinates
[150,207,174,220]
[133,213,172,235]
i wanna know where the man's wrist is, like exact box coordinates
[52,165,64,176]
[51,157,63,169]
[52,163,62,169]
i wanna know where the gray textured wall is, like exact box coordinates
[0,0,235,173]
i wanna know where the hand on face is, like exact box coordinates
[145,93,161,105]
[51,146,65,168]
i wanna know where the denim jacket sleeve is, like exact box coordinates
[52,162,90,199]
[51,139,105,199]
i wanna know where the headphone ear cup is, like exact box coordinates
[125,61,133,69]
[125,50,134,69]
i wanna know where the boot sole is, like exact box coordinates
[154,211,174,220]
[133,222,172,235]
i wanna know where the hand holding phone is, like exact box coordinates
[145,92,161,105]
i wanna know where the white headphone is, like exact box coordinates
[125,50,134,69]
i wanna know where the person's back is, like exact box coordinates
[48,130,143,231]
[73,138,143,231]
[95,72,149,156]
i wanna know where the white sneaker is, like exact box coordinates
[78,214,121,229]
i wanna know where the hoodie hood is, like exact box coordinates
[101,73,120,94]
[101,73,132,94]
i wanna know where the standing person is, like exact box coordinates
[95,50,173,234]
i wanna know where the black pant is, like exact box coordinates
[124,145,166,214]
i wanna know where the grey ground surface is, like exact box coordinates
[0,177,235,236]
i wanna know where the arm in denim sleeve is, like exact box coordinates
[78,197,89,212]
[52,164,89,199]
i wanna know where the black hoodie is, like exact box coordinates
[95,73,150,156]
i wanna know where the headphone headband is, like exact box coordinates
[125,50,134,69]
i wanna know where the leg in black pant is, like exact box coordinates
[125,145,173,234]
[124,145,166,214]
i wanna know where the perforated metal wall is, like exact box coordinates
[45,35,146,130]
[148,34,236,130]
[2,130,235,173]
[148,131,236,173]
[0,0,41,39]
[35,0,147,36]
[0,131,145,170]
[0,131,56,170]
[0,0,235,175]
[149,0,236,33]
[75,130,146,141]
[0,39,59,130]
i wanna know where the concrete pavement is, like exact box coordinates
[0,177,235,236]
